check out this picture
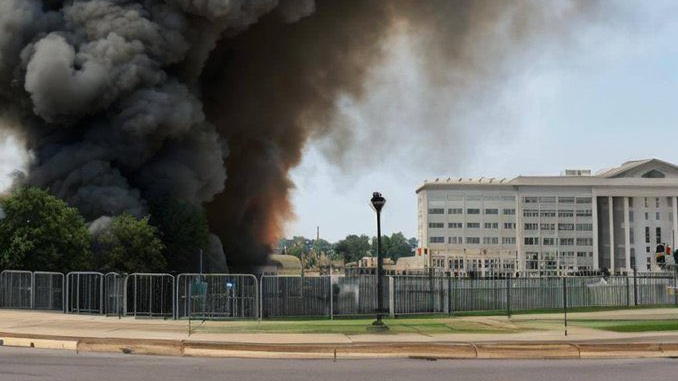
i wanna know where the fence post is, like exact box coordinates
[328,276,334,321]
[563,276,568,336]
[447,273,452,316]
[506,276,511,319]
[633,267,638,306]
[625,273,630,307]
[388,276,395,318]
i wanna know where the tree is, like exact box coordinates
[149,198,209,272]
[335,234,371,263]
[0,187,91,272]
[91,214,166,273]
[371,232,415,260]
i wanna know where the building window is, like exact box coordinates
[540,223,555,231]
[559,197,575,204]
[448,222,463,229]
[502,195,516,202]
[524,237,539,245]
[656,227,662,244]
[577,252,587,258]
[483,237,499,245]
[484,222,499,229]
[558,210,574,218]
[558,223,575,231]
[576,223,593,231]
[645,212,649,221]
[429,208,445,214]
[466,195,482,201]
[523,197,538,204]
[448,208,463,214]
[576,209,592,217]
[503,208,515,215]
[540,210,556,218]
[629,198,634,208]
[644,197,648,208]
[543,238,556,246]
[485,208,499,215]
[629,211,634,222]
[524,223,539,231]
[467,208,480,215]
[502,237,516,245]
[523,209,539,217]
[576,197,592,204]
[466,237,480,244]
[448,236,463,244]
[430,237,445,244]
[539,196,556,203]
[656,197,660,208]
[576,238,593,246]
[629,228,634,244]
[560,238,574,246]
[504,222,516,229]
[428,222,444,228]
[646,246,650,253]
[467,222,480,229]
[668,197,673,207]
[645,227,650,243]
[656,212,660,220]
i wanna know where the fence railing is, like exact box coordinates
[0,270,676,319]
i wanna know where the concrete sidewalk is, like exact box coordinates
[1,309,678,359]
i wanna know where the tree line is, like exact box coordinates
[0,187,209,273]
[279,233,418,266]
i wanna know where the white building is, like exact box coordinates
[416,159,678,276]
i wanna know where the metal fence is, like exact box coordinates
[125,273,175,318]
[0,270,32,309]
[0,270,676,319]
[66,272,103,314]
[176,274,258,319]
[33,272,64,311]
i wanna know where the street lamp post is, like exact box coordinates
[370,192,388,330]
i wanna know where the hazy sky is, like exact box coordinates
[287,1,678,242]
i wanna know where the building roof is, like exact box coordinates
[268,254,302,270]
[417,158,678,192]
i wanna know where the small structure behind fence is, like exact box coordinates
[104,272,125,316]
[176,274,258,319]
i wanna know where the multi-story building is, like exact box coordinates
[416,159,678,276]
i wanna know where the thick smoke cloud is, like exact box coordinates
[0,0,607,270]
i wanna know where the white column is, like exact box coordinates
[624,197,631,272]
[609,196,615,272]
[673,196,678,251]
[592,195,599,270]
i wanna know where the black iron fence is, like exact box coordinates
[0,270,675,319]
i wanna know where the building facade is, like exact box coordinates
[416,159,678,276]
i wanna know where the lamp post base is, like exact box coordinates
[367,319,390,332]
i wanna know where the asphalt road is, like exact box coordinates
[0,347,677,381]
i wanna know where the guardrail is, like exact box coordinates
[0,270,675,319]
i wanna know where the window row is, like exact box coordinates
[430,222,515,229]
[524,237,594,246]
[432,208,516,215]
[523,209,592,218]
[523,197,592,204]
[434,236,517,245]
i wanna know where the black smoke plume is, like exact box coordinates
[0,0,603,270]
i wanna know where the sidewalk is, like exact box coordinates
[1,309,678,359]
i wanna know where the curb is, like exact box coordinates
[2,332,678,359]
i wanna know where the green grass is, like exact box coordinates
[570,319,678,332]
[191,318,527,335]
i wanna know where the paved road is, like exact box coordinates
[0,347,676,381]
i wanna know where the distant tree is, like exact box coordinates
[407,237,419,250]
[92,214,166,273]
[370,232,413,260]
[0,187,91,272]
[335,234,371,263]
[149,198,209,272]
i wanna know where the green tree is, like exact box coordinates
[371,232,415,260]
[335,234,371,263]
[0,187,91,272]
[91,214,166,273]
[149,198,209,272]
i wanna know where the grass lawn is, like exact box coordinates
[569,319,678,332]
[191,318,527,335]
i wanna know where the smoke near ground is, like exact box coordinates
[0,0,614,270]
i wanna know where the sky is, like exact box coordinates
[286,1,678,243]
[2,1,678,244]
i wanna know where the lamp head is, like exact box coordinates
[370,192,386,213]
